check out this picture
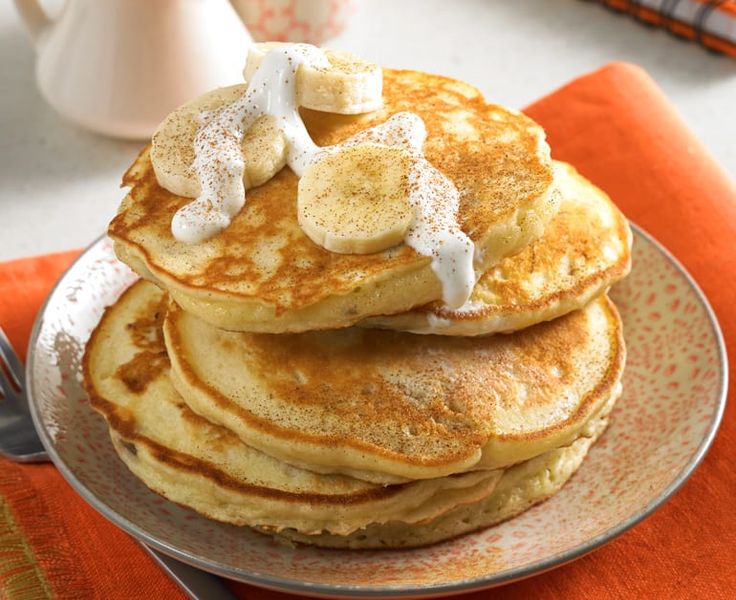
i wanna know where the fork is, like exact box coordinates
[0,328,46,462]
[0,327,236,600]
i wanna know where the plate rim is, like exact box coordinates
[25,223,729,598]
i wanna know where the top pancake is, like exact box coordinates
[110,68,558,333]
[361,162,632,335]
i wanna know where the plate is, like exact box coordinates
[27,225,727,598]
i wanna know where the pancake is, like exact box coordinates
[361,162,632,336]
[109,68,559,333]
[83,280,618,546]
[165,290,625,484]
[83,281,509,536]
[272,404,612,549]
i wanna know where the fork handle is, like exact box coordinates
[6,449,49,463]
[139,544,238,600]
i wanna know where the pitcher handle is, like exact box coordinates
[12,0,53,49]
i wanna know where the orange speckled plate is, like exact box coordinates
[26,225,727,598]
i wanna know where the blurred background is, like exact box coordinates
[1,0,734,259]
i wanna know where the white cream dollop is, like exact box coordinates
[172,44,327,243]
[405,158,475,308]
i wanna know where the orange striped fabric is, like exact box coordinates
[594,0,736,57]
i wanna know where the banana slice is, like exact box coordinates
[243,42,382,115]
[151,85,287,198]
[298,145,414,254]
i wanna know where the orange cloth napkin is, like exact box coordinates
[1,62,734,599]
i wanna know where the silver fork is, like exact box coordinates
[0,327,236,600]
[0,328,46,462]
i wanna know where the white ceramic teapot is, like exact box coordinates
[13,0,252,139]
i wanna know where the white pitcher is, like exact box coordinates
[13,0,252,139]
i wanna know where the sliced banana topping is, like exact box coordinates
[244,42,383,115]
[241,115,289,189]
[151,86,287,198]
[298,145,414,254]
[298,138,475,307]
[155,42,475,307]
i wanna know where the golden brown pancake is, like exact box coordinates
[81,281,515,535]
[109,69,558,333]
[83,280,618,546]
[362,162,632,336]
[165,291,625,484]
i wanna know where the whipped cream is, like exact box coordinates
[405,158,475,307]
[172,44,327,243]
[172,43,476,308]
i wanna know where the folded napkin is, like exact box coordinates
[1,62,734,599]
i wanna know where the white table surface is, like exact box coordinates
[1,0,734,261]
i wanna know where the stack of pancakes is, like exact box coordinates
[84,68,631,549]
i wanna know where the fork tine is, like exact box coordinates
[0,327,24,389]
[0,357,15,401]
